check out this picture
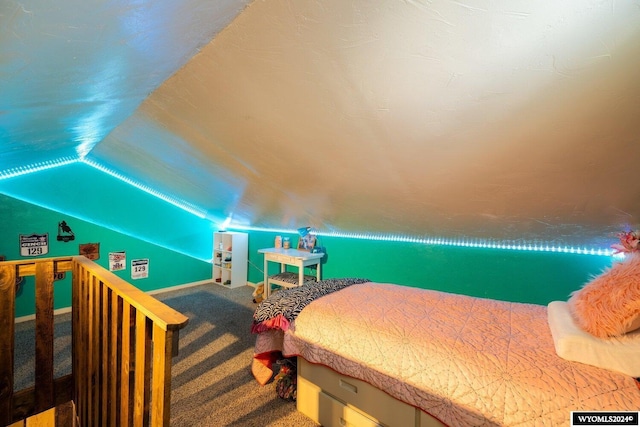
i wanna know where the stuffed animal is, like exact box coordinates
[252,282,265,303]
[274,357,297,401]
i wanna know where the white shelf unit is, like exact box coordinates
[213,231,248,289]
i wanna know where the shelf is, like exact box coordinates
[268,272,317,289]
[213,232,248,288]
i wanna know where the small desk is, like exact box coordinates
[259,247,324,298]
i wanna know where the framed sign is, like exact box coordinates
[109,251,126,271]
[79,243,100,260]
[297,234,317,252]
[131,259,149,280]
[20,233,49,257]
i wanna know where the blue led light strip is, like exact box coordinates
[0,157,207,218]
[81,159,208,218]
[233,226,614,257]
[0,160,618,258]
[0,157,80,180]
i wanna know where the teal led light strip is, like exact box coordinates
[81,159,208,218]
[0,157,80,180]
[0,156,206,219]
[234,226,614,257]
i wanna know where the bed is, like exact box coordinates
[252,279,640,427]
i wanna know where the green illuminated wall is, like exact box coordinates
[0,194,212,318]
[0,160,616,319]
[0,163,215,262]
[245,229,613,305]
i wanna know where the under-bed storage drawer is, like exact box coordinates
[298,358,416,427]
[298,376,383,427]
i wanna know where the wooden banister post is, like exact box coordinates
[34,261,55,413]
[0,264,17,426]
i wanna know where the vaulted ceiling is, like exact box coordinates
[2,0,640,250]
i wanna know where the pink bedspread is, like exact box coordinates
[253,282,640,426]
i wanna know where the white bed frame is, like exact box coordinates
[297,358,445,427]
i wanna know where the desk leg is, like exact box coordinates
[298,261,304,287]
[316,261,321,282]
[264,257,270,298]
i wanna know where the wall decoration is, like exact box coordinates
[296,226,316,251]
[109,251,126,271]
[297,233,317,252]
[19,233,49,257]
[131,259,149,280]
[57,220,75,242]
[79,243,100,260]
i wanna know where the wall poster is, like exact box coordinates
[20,233,49,257]
[109,251,126,271]
[79,243,100,260]
[131,259,149,280]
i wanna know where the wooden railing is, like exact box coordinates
[0,256,189,426]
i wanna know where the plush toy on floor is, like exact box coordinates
[252,282,265,303]
[274,357,297,401]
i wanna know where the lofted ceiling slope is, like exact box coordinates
[1,0,251,168]
[2,0,640,251]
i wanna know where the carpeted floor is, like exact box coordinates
[14,283,319,427]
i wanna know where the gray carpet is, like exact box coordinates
[14,283,319,427]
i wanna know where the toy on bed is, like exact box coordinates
[566,230,640,338]
[547,231,640,378]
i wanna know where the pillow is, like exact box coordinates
[567,253,640,338]
[547,301,640,377]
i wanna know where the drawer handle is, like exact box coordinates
[340,417,347,426]
[339,379,358,394]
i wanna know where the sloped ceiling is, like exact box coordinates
[2,0,640,250]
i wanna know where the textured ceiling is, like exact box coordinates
[2,0,640,250]
[0,0,251,166]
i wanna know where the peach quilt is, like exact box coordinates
[253,282,640,426]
